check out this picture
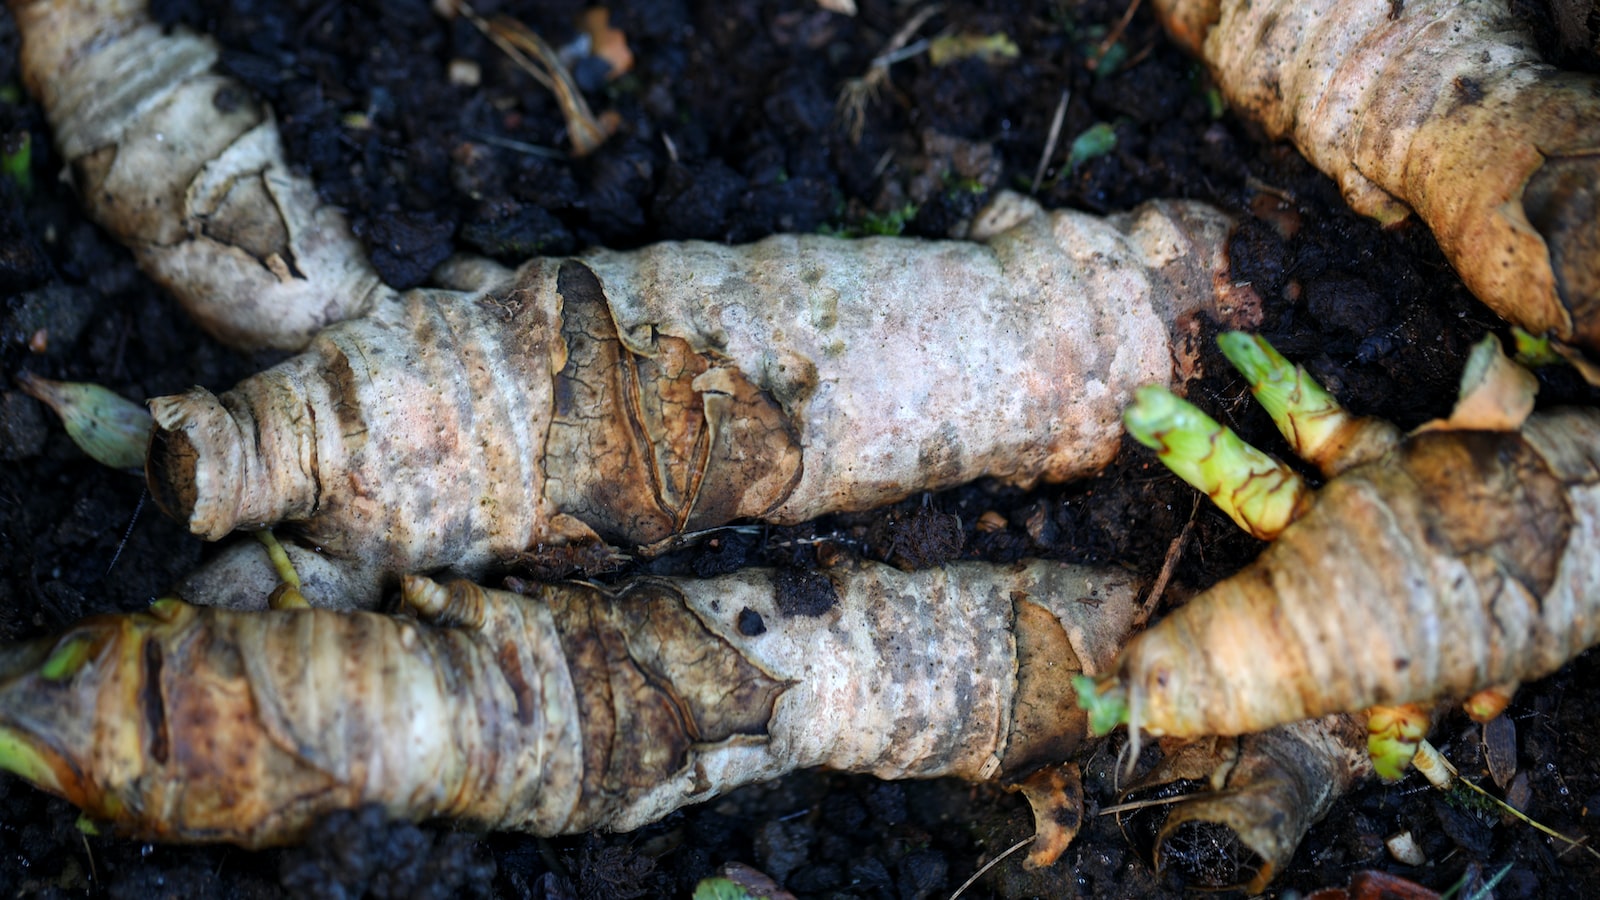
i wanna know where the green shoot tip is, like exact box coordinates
[1123,385,1309,540]
[1511,327,1566,368]
[1216,332,1346,459]
[1073,674,1128,736]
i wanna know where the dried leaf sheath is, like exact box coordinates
[1153,0,1600,356]
[0,560,1140,848]
[1117,716,1371,893]
[1115,407,1600,739]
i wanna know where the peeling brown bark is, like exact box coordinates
[1153,0,1600,364]
[0,559,1143,854]
[1116,407,1600,739]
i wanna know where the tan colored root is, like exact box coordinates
[11,0,392,350]
[0,559,1141,849]
[1117,407,1600,739]
[1153,0,1600,358]
[141,197,1256,605]
[15,0,1267,607]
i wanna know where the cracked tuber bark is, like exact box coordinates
[10,0,394,351]
[0,559,1139,858]
[14,0,1260,604]
[1107,343,1600,738]
[1153,0,1600,362]
[138,198,1255,605]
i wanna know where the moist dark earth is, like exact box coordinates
[4,1,1600,898]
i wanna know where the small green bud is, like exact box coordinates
[1067,122,1117,169]
[1,130,30,195]
[1366,703,1429,782]
[39,635,96,681]
[16,373,152,471]
[1073,674,1128,736]
[693,877,757,900]
[1510,327,1566,368]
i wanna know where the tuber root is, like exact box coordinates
[129,195,1257,606]
[1152,0,1600,363]
[0,558,1141,861]
[13,0,1265,605]
[8,0,394,351]
[1102,335,1600,739]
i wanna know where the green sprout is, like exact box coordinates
[255,530,311,610]
[0,727,61,796]
[860,203,919,236]
[1123,384,1310,541]
[1066,122,1117,170]
[1,130,30,195]
[1216,331,1400,476]
[693,877,756,900]
[1510,326,1566,368]
[819,203,920,239]
[1365,703,1429,781]
[1216,333,1348,456]
[1072,674,1128,736]
[39,636,96,682]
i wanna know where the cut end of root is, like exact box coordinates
[145,388,251,540]
[145,422,201,525]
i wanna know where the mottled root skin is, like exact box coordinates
[10,0,392,350]
[1120,716,1370,893]
[16,0,1266,607]
[1153,0,1600,357]
[0,560,1140,848]
[144,198,1256,605]
[1116,408,1600,738]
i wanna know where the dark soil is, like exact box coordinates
[4,1,1600,898]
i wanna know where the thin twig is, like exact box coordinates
[105,487,147,576]
[1031,88,1071,194]
[1089,0,1143,73]
[837,4,943,142]
[457,0,613,156]
[947,835,1032,900]
[1133,496,1197,628]
[1098,789,1236,817]
[471,132,565,159]
[1414,740,1600,862]
[80,831,97,886]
